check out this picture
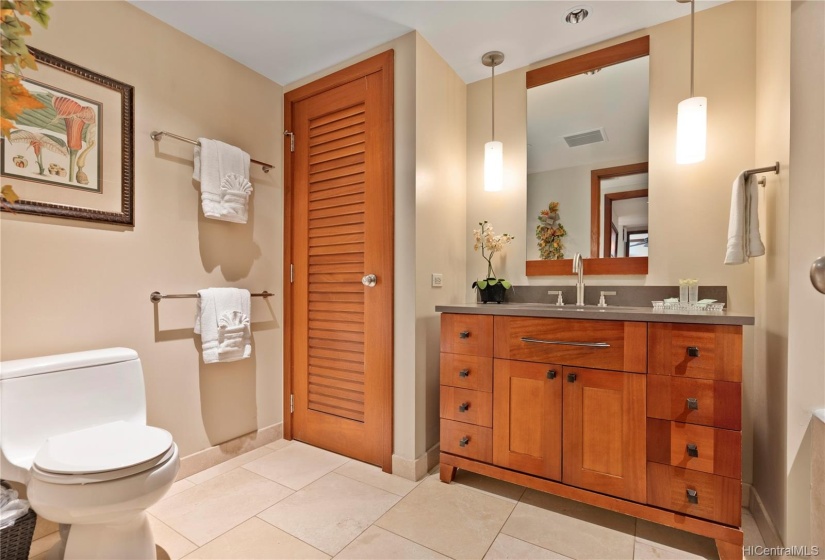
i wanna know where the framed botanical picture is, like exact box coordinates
[0,47,134,225]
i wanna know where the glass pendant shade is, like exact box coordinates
[484,141,503,192]
[676,96,707,164]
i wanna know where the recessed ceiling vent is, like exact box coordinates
[563,128,607,148]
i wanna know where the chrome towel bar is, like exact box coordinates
[744,162,779,181]
[150,291,273,303]
[150,130,273,173]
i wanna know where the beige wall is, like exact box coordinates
[753,0,791,543]
[414,37,467,455]
[0,1,284,457]
[786,0,825,547]
[284,32,420,466]
[466,0,757,481]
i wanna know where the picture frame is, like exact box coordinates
[1,47,134,225]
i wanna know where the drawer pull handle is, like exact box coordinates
[567,373,577,383]
[459,331,471,339]
[458,402,470,413]
[687,346,701,357]
[459,369,470,378]
[686,443,699,457]
[686,489,699,504]
[459,436,470,447]
[547,369,557,380]
[521,337,610,349]
[686,397,699,410]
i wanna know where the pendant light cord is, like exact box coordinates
[491,63,496,141]
[690,0,695,97]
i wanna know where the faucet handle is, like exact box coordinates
[598,291,617,307]
[547,290,564,306]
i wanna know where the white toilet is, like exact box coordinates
[0,348,180,560]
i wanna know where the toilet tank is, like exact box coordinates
[0,348,146,475]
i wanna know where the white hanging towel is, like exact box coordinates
[193,138,253,223]
[724,170,765,265]
[194,288,252,363]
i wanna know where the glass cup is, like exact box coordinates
[679,284,689,303]
[688,284,699,303]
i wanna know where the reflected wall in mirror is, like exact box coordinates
[525,37,650,276]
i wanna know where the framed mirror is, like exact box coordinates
[525,37,650,276]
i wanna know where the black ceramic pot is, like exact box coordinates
[476,280,507,304]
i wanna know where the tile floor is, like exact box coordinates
[29,440,766,560]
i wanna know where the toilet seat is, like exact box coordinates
[31,421,175,485]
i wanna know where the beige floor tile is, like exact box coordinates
[634,520,719,560]
[742,509,766,549]
[150,468,293,546]
[28,531,62,559]
[165,480,197,499]
[32,516,59,541]
[484,533,573,560]
[266,439,293,451]
[183,517,328,559]
[375,476,516,560]
[148,514,198,560]
[334,460,420,497]
[334,526,447,559]
[243,441,349,490]
[258,472,400,556]
[187,446,275,485]
[449,469,526,503]
[501,489,636,560]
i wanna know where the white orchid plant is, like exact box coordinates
[472,221,514,290]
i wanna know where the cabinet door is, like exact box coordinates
[493,359,562,480]
[562,366,646,502]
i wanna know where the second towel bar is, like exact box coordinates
[150,291,273,303]
[150,130,273,173]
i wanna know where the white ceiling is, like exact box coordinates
[527,56,649,174]
[130,1,727,86]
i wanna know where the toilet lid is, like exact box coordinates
[33,421,173,475]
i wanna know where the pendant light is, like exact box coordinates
[482,51,505,191]
[676,0,707,164]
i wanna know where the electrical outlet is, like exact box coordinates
[431,273,443,287]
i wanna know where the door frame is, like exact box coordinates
[283,50,394,471]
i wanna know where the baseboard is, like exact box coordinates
[392,442,440,481]
[749,486,784,549]
[742,482,751,509]
[177,423,283,480]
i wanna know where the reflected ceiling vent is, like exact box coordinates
[563,128,607,147]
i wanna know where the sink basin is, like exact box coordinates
[503,303,645,312]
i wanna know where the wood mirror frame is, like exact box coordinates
[525,36,650,277]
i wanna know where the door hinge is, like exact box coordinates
[290,263,294,283]
[290,394,294,414]
[284,130,295,152]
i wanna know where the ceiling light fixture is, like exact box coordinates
[675,0,707,164]
[564,6,590,24]
[482,51,504,192]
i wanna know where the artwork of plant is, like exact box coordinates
[536,201,567,260]
[472,220,514,289]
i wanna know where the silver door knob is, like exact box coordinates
[811,256,825,294]
[362,274,377,287]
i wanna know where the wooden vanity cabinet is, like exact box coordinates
[439,312,746,560]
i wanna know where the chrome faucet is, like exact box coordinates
[572,253,585,306]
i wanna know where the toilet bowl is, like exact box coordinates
[0,348,181,560]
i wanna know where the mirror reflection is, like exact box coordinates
[526,55,650,261]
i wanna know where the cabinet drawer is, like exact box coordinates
[441,419,493,463]
[649,323,742,382]
[440,353,493,392]
[647,375,741,431]
[493,316,647,373]
[647,419,741,479]
[441,314,493,357]
[440,386,493,427]
[647,462,741,526]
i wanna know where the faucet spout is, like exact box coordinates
[573,253,585,306]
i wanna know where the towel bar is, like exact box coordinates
[150,130,273,173]
[744,162,779,180]
[150,291,273,303]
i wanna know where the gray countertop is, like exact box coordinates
[435,303,755,326]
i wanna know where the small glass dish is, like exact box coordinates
[652,301,664,310]
[707,302,726,312]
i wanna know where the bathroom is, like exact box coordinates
[0,0,822,559]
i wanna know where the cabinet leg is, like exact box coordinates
[715,539,743,560]
[440,464,457,483]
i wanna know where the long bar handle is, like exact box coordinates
[150,291,273,303]
[520,337,610,349]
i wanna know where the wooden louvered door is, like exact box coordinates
[285,51,393,469]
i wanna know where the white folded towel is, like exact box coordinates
[194,288,252,363]
[193,138,253,224]
[724,170,765,265]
